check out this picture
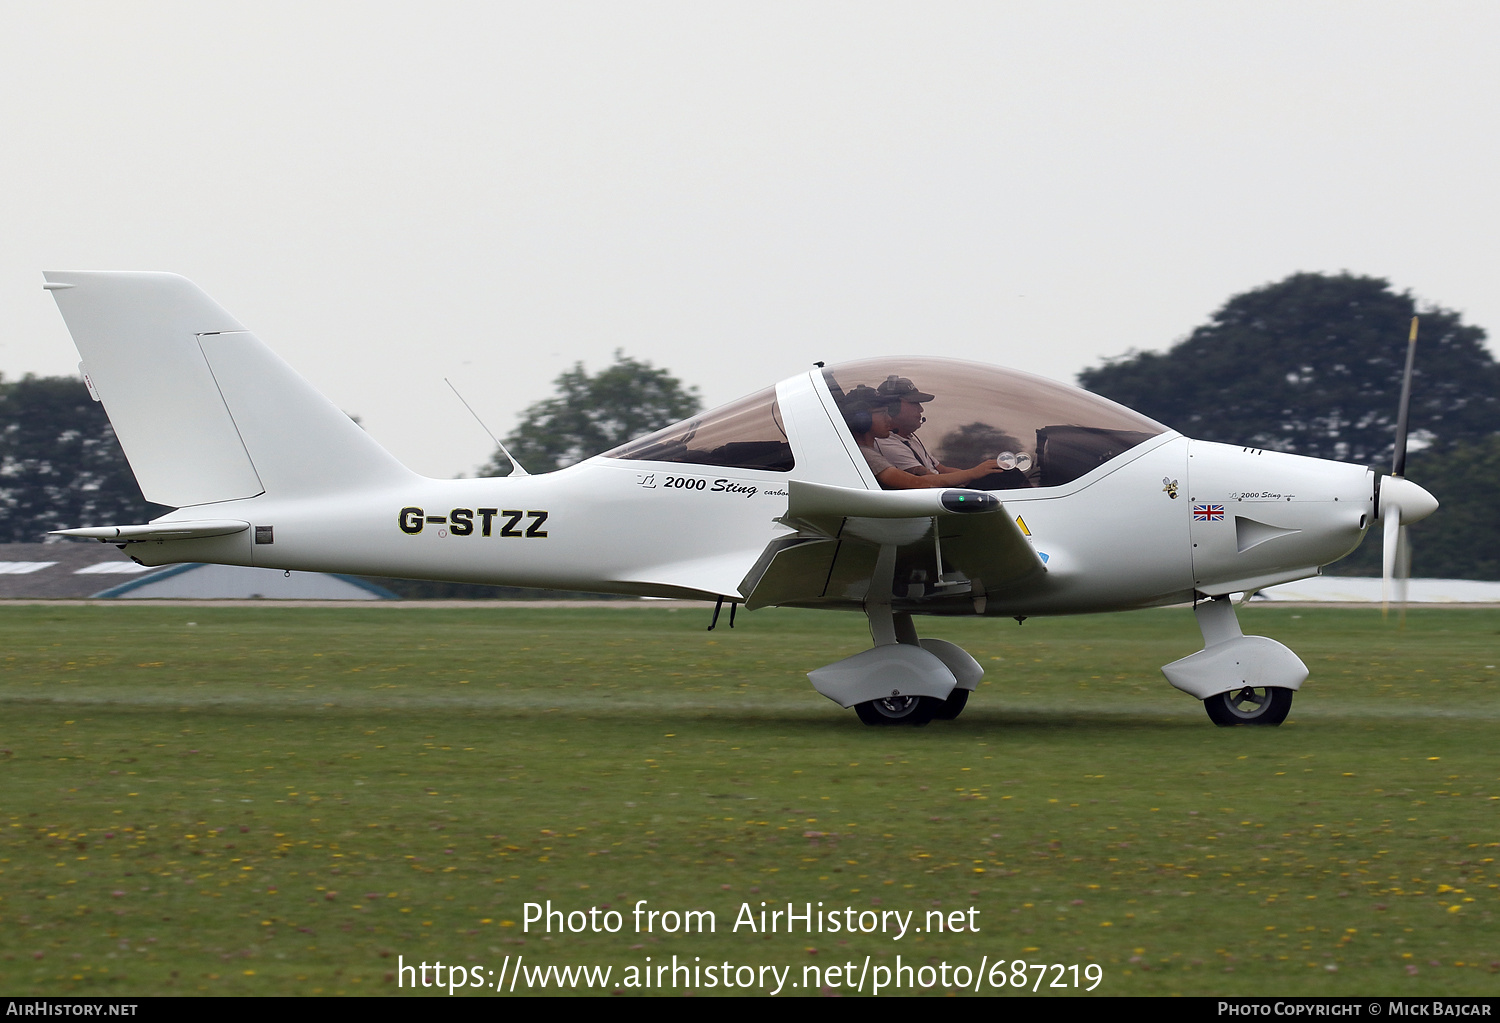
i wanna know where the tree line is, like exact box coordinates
[3,272,1496,579]
[0,375,167,544]
[1078,273,1500,579]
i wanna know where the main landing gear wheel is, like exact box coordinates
[855,694,936,726]
[930,688,969,720]
[1203,686,1293,726]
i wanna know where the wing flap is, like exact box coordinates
[743,482,1045,609]
[740,536,840,610]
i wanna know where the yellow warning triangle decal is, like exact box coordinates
[1015,516,1031,536]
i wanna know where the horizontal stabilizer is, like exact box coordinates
[50,520,250,543]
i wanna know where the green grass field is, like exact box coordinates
[0,602,1496,997]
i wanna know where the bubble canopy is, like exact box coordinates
[602,358,1169,488]
[824,358,1169,488]
[601,384,795,471]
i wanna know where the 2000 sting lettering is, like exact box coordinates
[668,477,759,498]
[636,473,761,498]
[399,507,549,538]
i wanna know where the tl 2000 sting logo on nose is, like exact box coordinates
[398,508,549,538]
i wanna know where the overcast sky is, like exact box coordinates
[4,2,1498,478]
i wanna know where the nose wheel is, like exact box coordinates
[1203,685,1293,726]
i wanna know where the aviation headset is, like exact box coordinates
[840,385,897,435]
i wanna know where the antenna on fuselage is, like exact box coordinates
[445,378,528,477]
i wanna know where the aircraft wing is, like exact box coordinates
[739,481,1045,610]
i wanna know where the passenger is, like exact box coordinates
[841,385,997,490]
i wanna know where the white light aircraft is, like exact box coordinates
[43,272,1438,726]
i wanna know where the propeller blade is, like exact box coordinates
[1392,316,1418,478]
[1377,476,1435,620]
[1381,317,1431,623]
[1397,523,1411,627]
[1382,511,1401,618]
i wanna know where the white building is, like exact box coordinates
[0,543,395,599]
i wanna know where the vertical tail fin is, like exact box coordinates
[45,272,415,508]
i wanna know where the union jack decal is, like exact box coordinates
[1193,504,1225,521]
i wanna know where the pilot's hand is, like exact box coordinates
[961,459,999,483]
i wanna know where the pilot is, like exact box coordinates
[873,375,955,477]
[874,373,1033,490]
[841,385,997,490]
